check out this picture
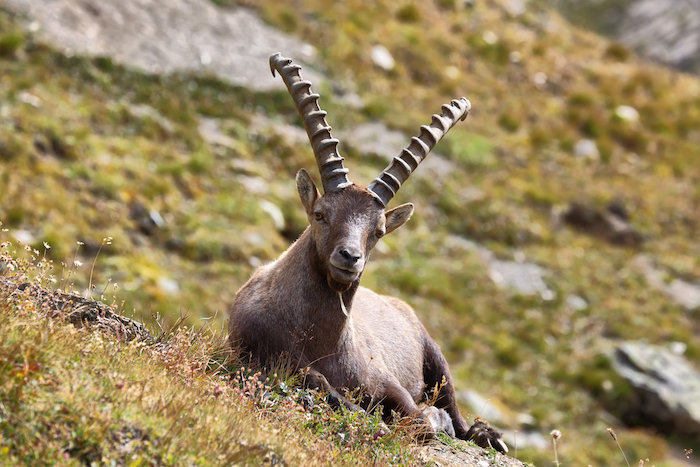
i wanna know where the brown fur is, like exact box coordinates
[229,170,481,442]
[229,54,508,450]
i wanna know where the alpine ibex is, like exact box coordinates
[229,53,506,451]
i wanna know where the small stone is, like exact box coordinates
[371,45,395,71]
[157,277,179,295]
[615,105,639,122]
[574,139,600,160]
[237,175,269,194]
[445,65,460,79]
[504,0,526,16]
[13,229,35,245]
[18,92,42,108]
[259,200,285,231]
[199,50,212,65]
[669,341,687,355]
[566,295,588,311]
[482,30,498,45]
[540,289,556,301]
[533,72,548,87]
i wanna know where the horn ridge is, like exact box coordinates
[401,148,421,169]
[432,114,450,132]
[270,53,352,192]
[368,97,471,207]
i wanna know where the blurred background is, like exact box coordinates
[1,0,699,464]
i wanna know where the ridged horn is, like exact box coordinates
[367,98,471,207]
[270,53,352,193]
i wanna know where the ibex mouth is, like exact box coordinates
[331,265,361,279]
[329,264,361,287]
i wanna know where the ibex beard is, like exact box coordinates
[228,53,507,453]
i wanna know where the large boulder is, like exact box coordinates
[611,342,700,437]
[551,0,700,74]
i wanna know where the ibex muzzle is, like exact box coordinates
[228,53,506,452]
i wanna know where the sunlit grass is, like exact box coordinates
[1,1,699,464]
[0,238,421,466]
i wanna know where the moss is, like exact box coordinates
[529,125,552,148]
[395,3,421,23]
[596,135,615,163]
[567,92,595,107]
[0,31,24,57]
[604,41,631,62]
[498,112,521,132]
[435,0,457,11]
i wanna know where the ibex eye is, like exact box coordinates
[314,212,324,221]
[376,230,385,238]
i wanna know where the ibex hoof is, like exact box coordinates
[466,416,508,453]
[419,406,455,439]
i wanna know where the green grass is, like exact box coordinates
[1,1,700,465]
[0,244,420,466]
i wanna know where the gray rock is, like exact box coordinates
[198,117,238,149]
[371,45,395,71]
[341,122,406,161]
[459,390,508,426]
[339,122,459,185]
[565,294,588,311]
[249,114,308,146]
[259,200,285,231]
[489,259,552,298]
[619,0,700,72]
[611,341,700,436]
[500,429,549,450]
[3,0,321,90]
[459,389,544,450]
[553,0,700,73]
[573,139,599,160]
[443,235,555,298]
[632,255,700,311]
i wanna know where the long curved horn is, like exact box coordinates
[270,53,352,193]
[368,98,471,207]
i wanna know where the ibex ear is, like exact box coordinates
[296,168,320,216]
[385,203,414,234]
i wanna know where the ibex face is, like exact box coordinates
[268,51,467,294]
[296,169,414,292]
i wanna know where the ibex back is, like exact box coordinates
[229,53,506,452]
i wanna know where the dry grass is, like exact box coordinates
[0,239,422,466]
[1,0,700,464]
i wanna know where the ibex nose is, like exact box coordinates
[339,248,361,263]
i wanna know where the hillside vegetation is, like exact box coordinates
[0,251,428,466]
[1,0,700,465]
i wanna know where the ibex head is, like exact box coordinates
[270,53,470,295]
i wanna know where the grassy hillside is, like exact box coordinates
[0,251,426,466]
[2,0,700,464]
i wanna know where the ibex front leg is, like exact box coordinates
[368,377,457,439]
[423,339,508,452]
[301,366,364,412]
